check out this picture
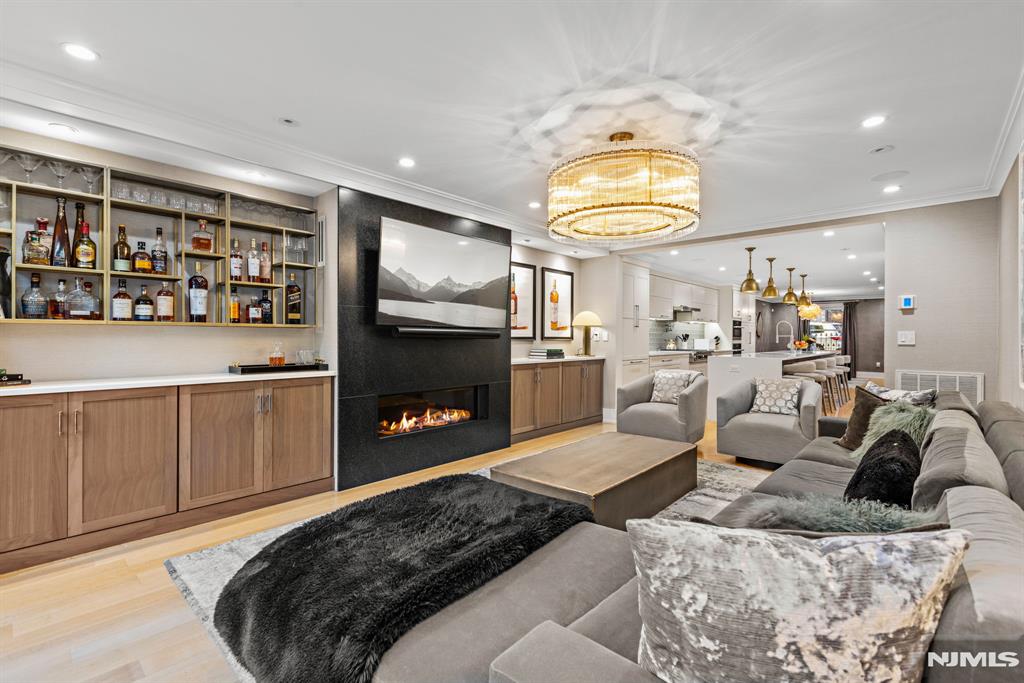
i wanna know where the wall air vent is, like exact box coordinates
[894,369,985,405]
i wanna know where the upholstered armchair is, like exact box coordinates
[616,372,708,443]
[716,379,821,465]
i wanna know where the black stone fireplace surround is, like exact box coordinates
[336,187,511,490]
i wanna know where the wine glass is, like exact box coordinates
[45,161,74,189]
[0,151,12,177]
[76,166,102,194]
[15,154,42,183]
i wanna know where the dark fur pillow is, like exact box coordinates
[844,429,922,509]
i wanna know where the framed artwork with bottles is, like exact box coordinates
[509,261,535,339]
[541,266,573,340]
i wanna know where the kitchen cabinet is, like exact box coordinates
[262,377,333,491]
[512,360,603,441]
[650,295,674,320]
[651,275,674,299]
[672,282,692,309]
[622,265,650,320]
[561,360,604,423]
[702,289,719,323]
[621,358,650,386]
[622,317,651,360]
[650,354,689,372]
[582,361,603,419]
[732,290,755,322]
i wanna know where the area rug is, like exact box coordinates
[166,459,767,683]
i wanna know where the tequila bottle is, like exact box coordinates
[72,222,97,269]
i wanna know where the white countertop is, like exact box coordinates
[713,350,837,361]
[512,355,605,365]
[0,370,336,396]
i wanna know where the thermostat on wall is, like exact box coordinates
[898,294,916,310]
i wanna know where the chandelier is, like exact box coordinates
[547,132,700,245]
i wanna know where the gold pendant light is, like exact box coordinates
[761,257,779,298]
[782,267,798,304]
[797,273,811,307]
[739,246,760,293]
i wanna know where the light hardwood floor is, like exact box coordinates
[1,398,852,682]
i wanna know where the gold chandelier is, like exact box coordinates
[547,132,700,244]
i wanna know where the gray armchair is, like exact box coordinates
[616,372,707,443]
[716,379,821,465]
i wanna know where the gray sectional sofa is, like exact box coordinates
[372,397,1024,683]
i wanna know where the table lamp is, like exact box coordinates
[572,311,603,356]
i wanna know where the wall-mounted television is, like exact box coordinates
[376,217,510,329]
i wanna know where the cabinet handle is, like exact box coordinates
[265,393,273,413]
[634,304,639,327]
[73,409,81,435]
[256,394,263,415]
[57,410,64,436]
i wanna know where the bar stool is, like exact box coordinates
[834,355,852,397]
[825,356,848,407]
[813,359,842,413]
[784,360,833,414]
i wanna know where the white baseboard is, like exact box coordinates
[853,371,884,384]
[603,408,616,424]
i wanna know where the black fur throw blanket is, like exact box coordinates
[213,474,592,683]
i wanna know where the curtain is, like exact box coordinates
[842,301,858,379]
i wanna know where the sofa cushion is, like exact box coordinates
[710,492,783,527]
[750,377,801,416]
[567,577,641,661]
[835,386,886,451]
[934,390,981,424]
[978,400,1024,435]
[913,411,1009,511]
[987,420,1024,466]
[843,429,922,508]
[1004,453,1024,509]
[717,412,811,464]
[796,436,860,469]
[753,459,855,498]
[616,402,680,442]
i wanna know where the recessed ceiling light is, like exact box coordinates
[863,270,871,276]
[823,230,835,237]
[245,170,267,180]
[718,266,726,271]
[522,238,531,243]
[669,250,679,256]
[878,285,885,290]
[48,122,78,135]
[457,240,468,246]
[277,117,300,127]
[883,184,902,194]
[847,254,857,260]
[869,145,895,155]
[861,115,886,128]
[398,157,415,168]
[62,43,99,61]
[528,201,541,209]
[870,277,878,282]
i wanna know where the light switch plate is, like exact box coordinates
[897,330,916,346]
[590,329,601,341]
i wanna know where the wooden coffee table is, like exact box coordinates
[491,432,697,530]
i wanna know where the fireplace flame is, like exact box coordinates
[379,406,473,436]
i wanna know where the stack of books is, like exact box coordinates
[0,369,30,387]
[528,348,565,360]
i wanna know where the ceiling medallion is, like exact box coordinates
[547,132,700,245]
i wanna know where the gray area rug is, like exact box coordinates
[166,458,767,682]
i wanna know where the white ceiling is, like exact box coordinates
[634,222,886,300]
[1,1,1022,252]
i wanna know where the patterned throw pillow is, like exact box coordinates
[864,381,937,406]
[750,378,801,416]
[650,370,698,404]
[627,518,970,683]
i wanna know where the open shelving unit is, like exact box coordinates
[0,145,319,328]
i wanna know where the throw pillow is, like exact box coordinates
[650,370,698,404]
[851,401,936,459]
[844,429,922,508]
[627,518,970,683]
[750,378,801,416]
[836,385,887,450]
[864,381,936,406]
[733,493,936,533]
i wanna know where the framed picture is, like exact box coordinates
[541,267,574,340]
[510,262,536,339]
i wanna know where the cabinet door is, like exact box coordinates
[179,383,264,510]
[263,377,332,491]
[536,364,563,428]
[622,272,637,318]
[560,362,585,423]
[582,361,604,419]
[651,276,673,299]
[634,271,650,319]
[511,365,538,435]
[68,387,177,535]
[622,317,651,360]
[0,394,68,552]
[673,282,692,308]
[621,359,651,386]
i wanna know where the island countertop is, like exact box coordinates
[734,350,838,363]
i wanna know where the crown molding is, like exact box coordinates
[983,62,1024,192]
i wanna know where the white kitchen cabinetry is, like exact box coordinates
[672,282,692,309]
[650,296,674,320]
[731,290,755,323]
[621,358,651,385]
[622,318,651,360]
[651,275,674,300]
[650,355,689,372]
[622,265,650,320]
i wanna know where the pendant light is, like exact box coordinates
[761,257,779,298]
[782,267,798,304]
[797,273,811,307]
[739,247,760,293]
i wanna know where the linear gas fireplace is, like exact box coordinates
[377,385,487,438]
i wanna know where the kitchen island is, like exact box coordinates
[706,350,836,419]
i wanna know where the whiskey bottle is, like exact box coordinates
[229,284,241,323]
[259,289,273,324]
[111,279,132,321]
[509,272,518,328]
[229,238,243,280]
[133,285,155,321]
[112,224,132,272]
[83,281,101,319]
[131,241,153,273]
[285,272,302,324]
[246,238,260,282]
[152,227,168,274]
[259,241,272,284]
[156,281,175,322]
[247,296,261,324]
[50,196,71,267]
[47,279,68,319]
[20,273,47,319]
[65,278,96,320]
[549,279,559,330]
[72,222,97,269]
[187,262,209,323]
[71,202,86,266]
[190,219,213,252]
[24,232,49,266]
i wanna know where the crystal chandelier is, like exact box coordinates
[547,132,700,245]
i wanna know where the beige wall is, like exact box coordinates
[883,198,1000,396]
[996,157,1023,408]
[510,245,582,358]
[579,255,623,414]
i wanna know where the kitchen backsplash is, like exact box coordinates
[649,321,709,349]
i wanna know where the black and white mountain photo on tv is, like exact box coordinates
[377,217,510,328]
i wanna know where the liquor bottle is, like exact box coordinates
[133,285,155,321]
[20,273,47,319]
[131,241,153,273]
[47,279,68,319]
[286,272,302,324]
[246,238,260,283]
[549,279,559,330]
[188,262,209,323]
[50,196,71,267]
[112,224,132,272]
[156,281,175,322]
[65,278,92,320]
[247,296,262,324]
[84,281,101,319]
[259,241,272,284]
[24,232,49,266]
[190,219,213,252]
[111,279,132,321]
[152,227,168,274]
[229,238,243,281]
[35,217,53,256]
[259,289,273,324]
[229,285,241,323]
[71,202,86,266]
[72,222,97,269]
[509,272,518,328]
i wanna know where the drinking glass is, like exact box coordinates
[0,189,9,210]
[201,197,217,215]
[186,195,202,212]
[14,154,42,183]
[0,151,12,176]
[131,185,150,203]
[169,193,186,209]
[272,206,286,227]
[150,189,168,206]
[297,349,316,365]
[256,202,273,224]
[76,166,103,194]
[112,180,131,199]
[45,161,74,188]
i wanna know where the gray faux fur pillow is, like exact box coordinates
[737,494,939,533]
[851,401,936,459]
